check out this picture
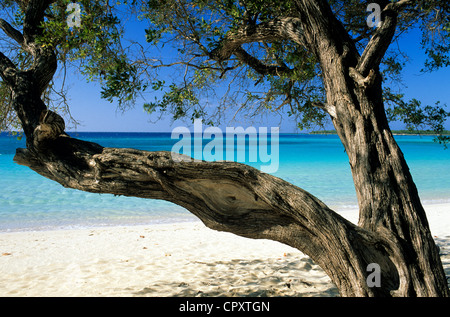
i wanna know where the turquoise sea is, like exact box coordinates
[0,132,449,232]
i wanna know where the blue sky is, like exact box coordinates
[62,15,450,133]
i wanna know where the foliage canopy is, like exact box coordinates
[0,0,449,140]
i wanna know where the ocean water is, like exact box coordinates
[0,132,449,232]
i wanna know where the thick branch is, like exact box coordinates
[0,2,57,95]
[0,50,17,86]
[22,0,53,44]
[357,3,400,75]
[233,47,294,77]
[31,48,58,94]
[13,135,403,296]
[209,17,305,63]
[19,0,58,93]
[386,0,415,12]
[349,67,377,89]
[204,17,306,79]
[0,18,25,46]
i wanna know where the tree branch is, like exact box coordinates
[12,139,343,238]
[18,0,57,94]
[386,0,415,12]
[233,46,294,77]
[349,67,377,89]
[204,17,306,78]
[0,50,17,86]
[0,18,25,47]
[209,17,305,63]
[12,133,401,296]
[22,0,53,43]
[356,2,402,75]
[311,101,337,118]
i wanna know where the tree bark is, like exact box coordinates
[293,0,448,296]
[1,0,448,297]
[13,136,406,297]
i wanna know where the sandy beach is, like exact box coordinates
[0,204,449,297]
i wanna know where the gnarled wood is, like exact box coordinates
[14,135,404,296]
[294,0,448,296]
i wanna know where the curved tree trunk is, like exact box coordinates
[0,0,448,297]
[11,135,413,297]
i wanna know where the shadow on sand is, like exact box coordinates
[134,235,450,297]
[134,255,339,297]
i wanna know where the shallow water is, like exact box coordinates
[0,132,449,231]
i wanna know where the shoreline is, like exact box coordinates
[1,200,449,234]
[1,201,449,234]
[0,203,448,297]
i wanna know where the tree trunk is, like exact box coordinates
[1,0,448,297]
[293,0,449,296]
[327,68,448,296]
[11,133,409,297]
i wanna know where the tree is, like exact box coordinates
[0,0,449,297]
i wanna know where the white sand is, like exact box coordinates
[0,204,449,297]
